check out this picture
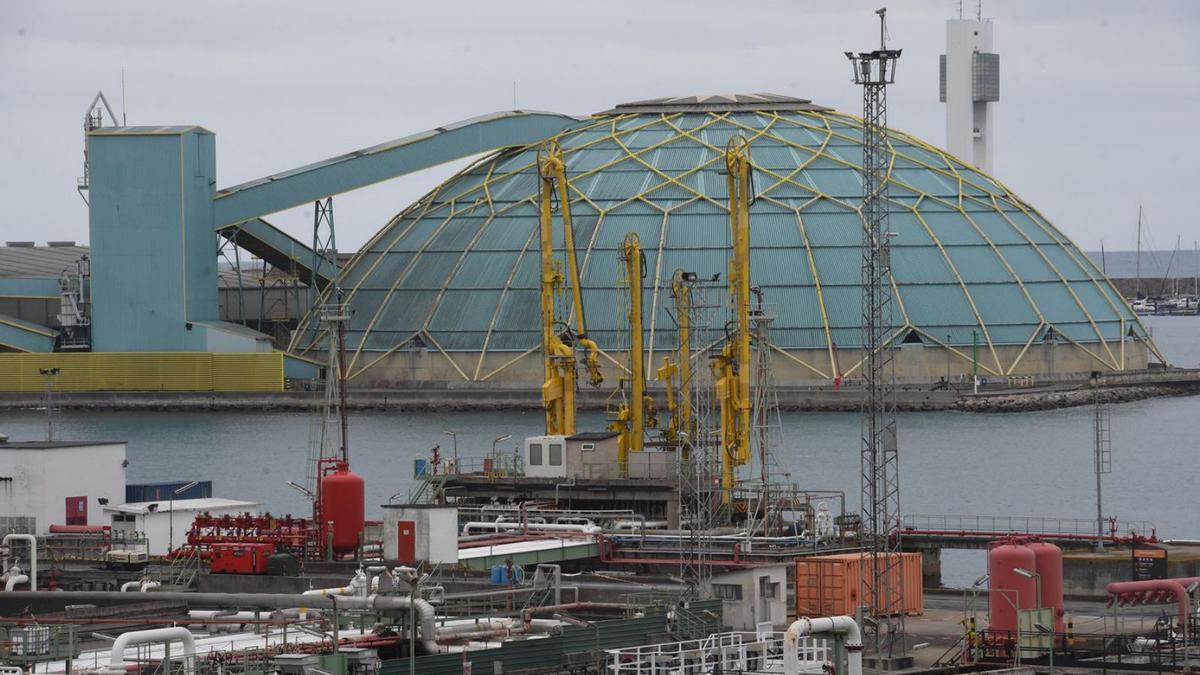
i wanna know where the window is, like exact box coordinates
[549,443,563,466]
[529,443,543,466]
[759,576,779,599]
[713,583,743,601]
[581,443,595,452]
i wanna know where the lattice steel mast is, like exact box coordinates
[846,8,907,661]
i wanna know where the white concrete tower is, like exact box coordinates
[940,17,999,172]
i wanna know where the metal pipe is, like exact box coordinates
[1106,579,1195,626]
[5,575,29,592]
[9,591,439,654]
[140,580,160,592]
[120,581,141,593]
[107,626,196,675]
[784,616,863,675]
[2,534,36,591]
[461,521,600,535]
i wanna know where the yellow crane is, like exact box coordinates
[538,141,602,436]
[713,136,753,504]
[657,268,694,453]
[611,231,655,474]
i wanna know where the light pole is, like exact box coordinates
[38,367,60,442]
[1013,567,1041,609]
[492,434,512,467]
[991,587,1022,668]
[168,481,200,553]
[443,430,457,466]
[1033,622,1054,673]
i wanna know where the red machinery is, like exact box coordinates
[210,542,275,574]
[185,512,318,557]
[179,459,365,561]
[316,457,365,557]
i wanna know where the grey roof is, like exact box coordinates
[88,125,211,136]
[600,93,831,114]
[0,244,88,278]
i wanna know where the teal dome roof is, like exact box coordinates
[294,94,1148,378]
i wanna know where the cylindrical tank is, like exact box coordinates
[320,462,365,556]
[1025,540,1065,633]
[987,540,1038,635]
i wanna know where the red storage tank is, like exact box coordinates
[1026,541,1065,633]
[987,540,1037,635]
[320,461,365,556]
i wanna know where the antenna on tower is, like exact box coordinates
[77,91,119,205]
[845,7,911,669]
[121,68,128,126]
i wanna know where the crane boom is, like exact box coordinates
[537,141,603,437]
[715,136,753,503]
[613,232,651,473]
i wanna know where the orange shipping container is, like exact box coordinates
[795,552,923,617]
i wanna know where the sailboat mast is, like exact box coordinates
[1135,204,1142,299]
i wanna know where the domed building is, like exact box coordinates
[291,94,1160,388]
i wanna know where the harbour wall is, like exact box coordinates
[0,369,1196,413]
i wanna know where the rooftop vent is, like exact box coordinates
[48,241,77,247]
[5,241,35,247]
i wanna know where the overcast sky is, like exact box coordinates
[2,0,1197,253]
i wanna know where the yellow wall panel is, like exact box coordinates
[0,353,282,392]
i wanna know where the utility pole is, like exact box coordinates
[846,8,909,667]
[1091,372,1112,552]
[39,367,60,441]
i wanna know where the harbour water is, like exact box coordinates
[0,316,1194,587]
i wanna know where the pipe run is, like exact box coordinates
[5,575,29,592]
[1106,578,1200,626]
[11,591,439,654]
[1,534,36,592]
[461,521,601,535]
[107,627,196,675]
[784,616,863,675]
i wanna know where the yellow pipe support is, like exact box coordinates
[623,233,646,459]
[670,269,693,451]
[722,136,754,505]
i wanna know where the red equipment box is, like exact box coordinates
[210,543,275,574]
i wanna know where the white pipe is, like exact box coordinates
[2,534,36,592]
[139,580,160,592]
[784,616,863,675]
[107,627,196,675]
[303,585,355,597]
[120,581,141,593]
[461,521,600,535]
[5,574,29,592]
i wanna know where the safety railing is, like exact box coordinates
[605,630,831,674]
[902,514,1156,538]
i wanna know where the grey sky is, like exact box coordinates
[1,0,1197,253]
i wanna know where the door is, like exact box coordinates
[397,520,416,564]
[66,496,87,525]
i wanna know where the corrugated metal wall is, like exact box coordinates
[380,600,722,675]
[0,352,283,392]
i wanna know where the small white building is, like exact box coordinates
[0,439,127,533]
[382,504,458,565]
[709,563,790,631]
[103,497,260,556]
